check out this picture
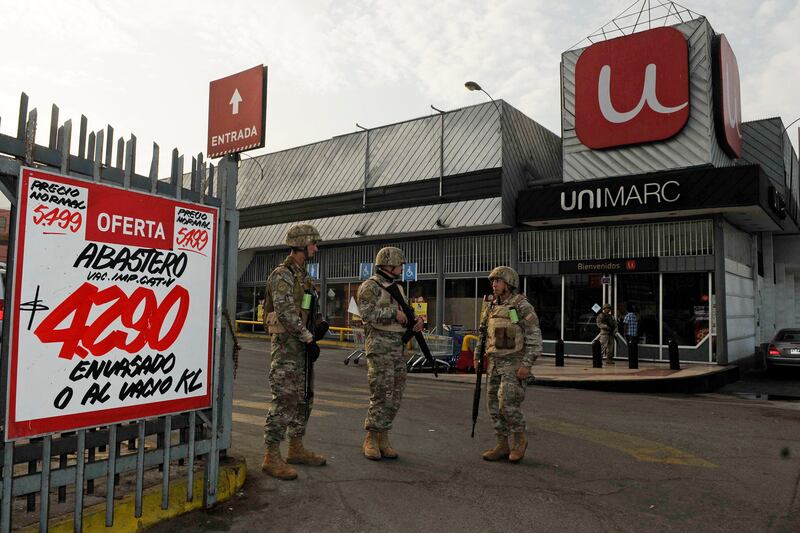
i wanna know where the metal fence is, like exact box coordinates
[518,219,714,262]
[326,240,437,281]
[444,234,511,274]
[0,93,238,531]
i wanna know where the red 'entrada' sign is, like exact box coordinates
[575,27,690,150]
[207,65,267,158]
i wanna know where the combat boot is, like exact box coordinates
[509,432,528,463]
[482,434,510,461]
[377,431,398,459]
[287,437,327,466]
[261,443,298,480]
[362,431,381,460]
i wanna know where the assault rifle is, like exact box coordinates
[471,299,493,438]
[303,290,329,404]
[383,282,438,378]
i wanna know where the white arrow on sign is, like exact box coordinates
[229,88,243,115]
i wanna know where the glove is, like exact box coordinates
[307,341,320,363]
[313,320,330,342]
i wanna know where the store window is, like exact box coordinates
[236,286,255,321]
[236,286,256,332]
[254,286,266,331]
[406,279,437,331]
[326,283,349,328]
[616,274,659,344]
[564,274,603,342]
[346,282,364,328]
[445,278,477,332]
[525,276,561,340]
[475,278,492,330]
[662,273,710,346]
[325,282,367,328]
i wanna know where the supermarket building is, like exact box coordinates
[235,14,800,366]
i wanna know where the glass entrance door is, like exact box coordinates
[613,274,659,345]
[564,274,605,342]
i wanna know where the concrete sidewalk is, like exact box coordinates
[411,356,739,393]
[239,331,739,393]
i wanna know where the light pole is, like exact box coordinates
[464,81,501,115]
[431,105,446,197]
[356,123,369,208]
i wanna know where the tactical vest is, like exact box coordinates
[597,313,617,335]
[263,257,313,334]
[368,275,407,333]
[484,293,527,357]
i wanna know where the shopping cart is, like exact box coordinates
[406,333,454,373]
[343,328,366,365]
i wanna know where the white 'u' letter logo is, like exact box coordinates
[598,64,688,124]
[723,61,741,138]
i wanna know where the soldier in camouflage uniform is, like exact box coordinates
[475,266,542,463]
[596,303,617,365]
[261,224,326,480]
[356,247,424,460]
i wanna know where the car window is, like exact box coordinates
[776,331,800,341]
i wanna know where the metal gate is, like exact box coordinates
[0,93,238,531]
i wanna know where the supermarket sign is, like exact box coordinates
[5,167,218,440]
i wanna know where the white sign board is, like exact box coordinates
[5,168,218,440]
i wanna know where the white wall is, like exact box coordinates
[725,258,756,362]
[784,272,796,331]
[796,276,800,327]
[760,233,776,342]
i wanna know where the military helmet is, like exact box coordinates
[285,224,321,248]
[488,266,519,290]
[375,246,406,267]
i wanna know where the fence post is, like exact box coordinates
[668,339,681,370]
[206,153,239,508]
[592,340,602,368]
[628,338,639,369]
[555,339,564,367]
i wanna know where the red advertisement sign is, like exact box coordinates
[713,34,742,158]
[207,65,267,158]
[575,27,690,149]
[6,168,218,439]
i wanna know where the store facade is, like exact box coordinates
[235,14,800,367]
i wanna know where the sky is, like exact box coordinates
[1,0,799,203]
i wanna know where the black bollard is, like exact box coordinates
[628,338,639,369]
[668,339,681,370]
[592,340,603,368]
[555,339,565,367]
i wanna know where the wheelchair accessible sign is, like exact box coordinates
[359,262,373,280]
[402,263,418,282]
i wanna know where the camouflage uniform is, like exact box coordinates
[261,224,324,481]
[356,247,411,460]
[596,306,617,364]
[263,255,315,445]
[477,266,542,463]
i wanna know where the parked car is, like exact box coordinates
[766,328,800,375]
